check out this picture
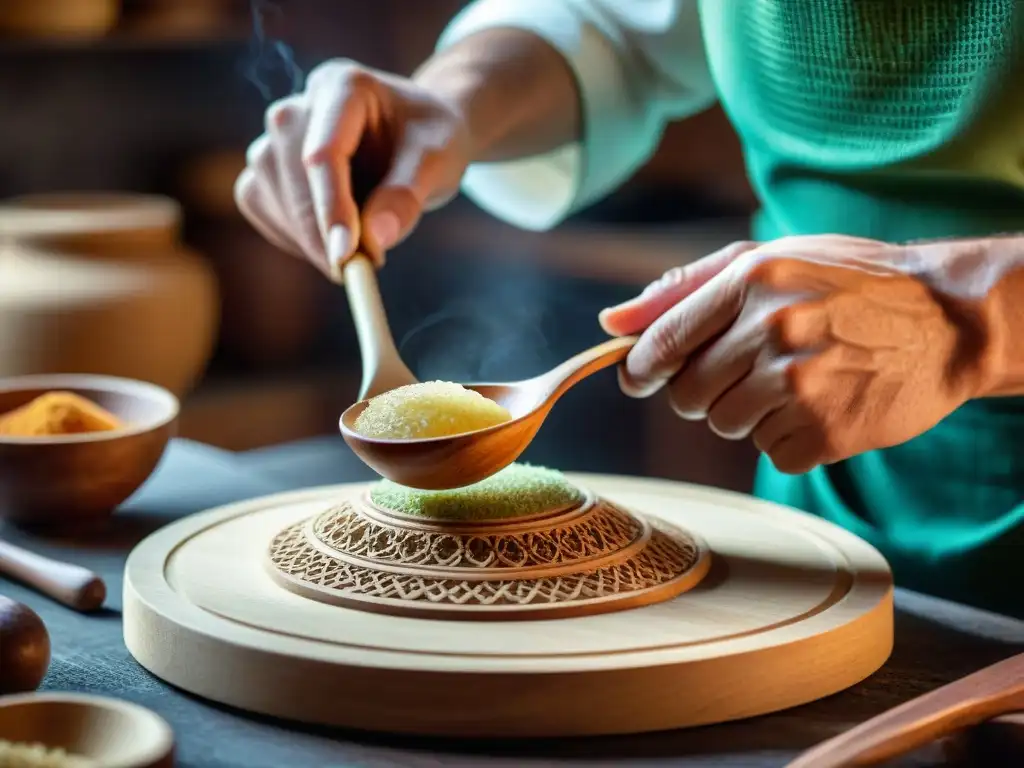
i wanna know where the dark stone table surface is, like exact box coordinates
[2,438,1023,768]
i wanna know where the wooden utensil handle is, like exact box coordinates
[0,541,106,612]
[343,253,414,401]
[786,651,1024,767]
[542,335,638,402]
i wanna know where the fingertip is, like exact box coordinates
[598,304,647,337]
[598,308,624,336]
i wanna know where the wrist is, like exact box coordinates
[918,238,1024,399]
[413,42,493,163]
[413,28,581,165]
[974,242,1024,398]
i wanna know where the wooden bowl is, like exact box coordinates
[0,693,173,768]
[0,374,178,529]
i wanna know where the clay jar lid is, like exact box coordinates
[0,193,182,254]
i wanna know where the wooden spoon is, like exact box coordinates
[340,334,638,490]
[785,651,1024,767]
[0,540,106,612]
[342,253,417,401]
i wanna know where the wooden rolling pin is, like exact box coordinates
[0,541,105,612]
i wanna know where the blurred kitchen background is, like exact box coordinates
[0,0,761,491]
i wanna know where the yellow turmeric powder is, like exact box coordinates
[0,391,124,437]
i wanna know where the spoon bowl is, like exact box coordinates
[340,336,636,490]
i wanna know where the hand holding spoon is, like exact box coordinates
[340,334,637,490]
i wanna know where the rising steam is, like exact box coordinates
[244,0,304,100]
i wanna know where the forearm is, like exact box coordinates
[412,29,581,164]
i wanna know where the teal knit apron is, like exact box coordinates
[698,0,1024,617]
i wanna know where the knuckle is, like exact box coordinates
[661,265,688,283]
[307,58,359,87]
[266,95,303,129]
[378,183,424,214]
[650,265,689,293]
[783,358,810,397]
[415,146,448,173]
[301,143,333,169]
[646,320,682,368]
[726,239,759,258]
[767,305,801,350]
[347,68,376,92]
[743,252,785,286]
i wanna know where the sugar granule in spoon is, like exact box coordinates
[353,381,511,439]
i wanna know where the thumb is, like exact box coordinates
[361,138,456,259]
[599,241,760,336]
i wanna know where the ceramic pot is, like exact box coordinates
[0,193,219,397]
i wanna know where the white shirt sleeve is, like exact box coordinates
[436,0,716,231]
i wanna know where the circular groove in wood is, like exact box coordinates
[124,474,895,737]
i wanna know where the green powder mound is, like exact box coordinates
[369,463,581,522]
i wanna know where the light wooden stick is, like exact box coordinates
[342,253,416,401]
[0,541,106,612]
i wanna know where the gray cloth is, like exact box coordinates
[2,439,1024,767]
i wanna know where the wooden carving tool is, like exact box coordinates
[786,651,1024,767]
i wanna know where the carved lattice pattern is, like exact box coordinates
[310,500,644,570]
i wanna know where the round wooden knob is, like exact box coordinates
[0,595,50,694]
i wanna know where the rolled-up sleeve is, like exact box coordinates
[436,0,716,231]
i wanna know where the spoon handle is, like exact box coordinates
[343,253,416,401]
[541,336,638,402]
[0,541,106,612]
[785,652,1024,767]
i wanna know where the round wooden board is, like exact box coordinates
[123,473,894,738]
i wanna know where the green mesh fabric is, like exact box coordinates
[700,0,1024,242]
[701,0,1020,167]
[698,1,1024,618]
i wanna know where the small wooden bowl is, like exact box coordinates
[0,693,174,768]
[0,374,178,529]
